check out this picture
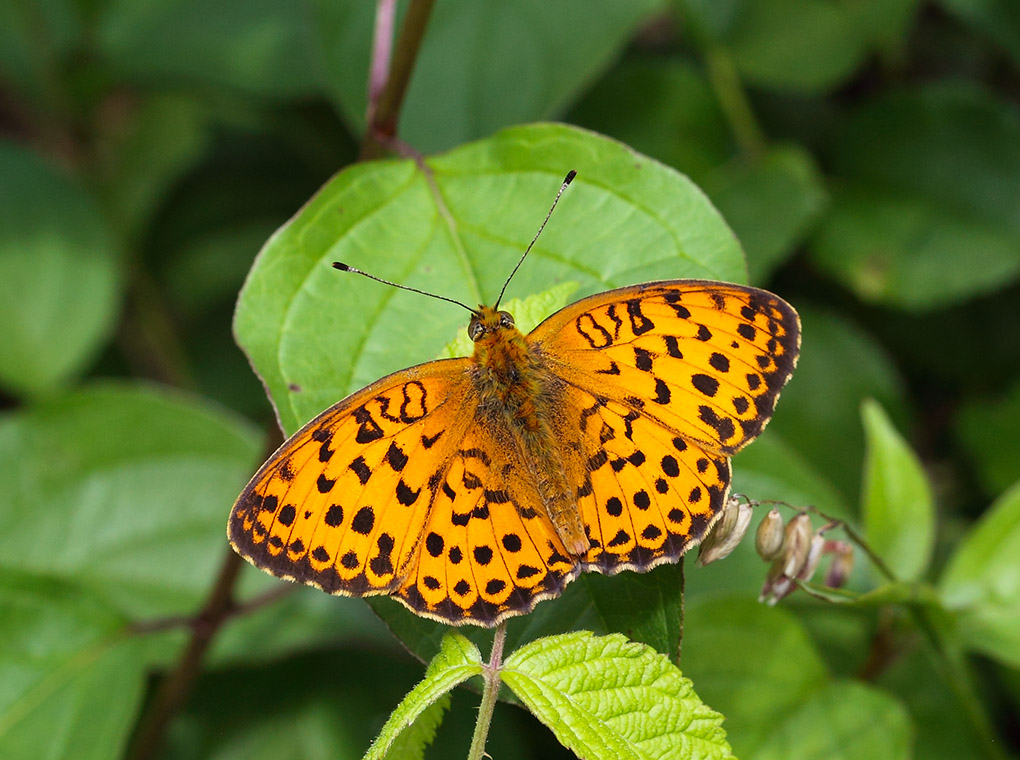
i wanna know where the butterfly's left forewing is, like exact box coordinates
[229,361,476,599]
[530,280,799,571]
[532,280,801,456]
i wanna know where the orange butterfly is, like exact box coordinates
[229,174,800,627]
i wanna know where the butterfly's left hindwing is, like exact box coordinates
[229,361,474,599]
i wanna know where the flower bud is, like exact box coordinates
[780,513,813,579]
[824,541,854,588]
[797,532,827,581]
[697,497,753,566]
[755,508,785,561]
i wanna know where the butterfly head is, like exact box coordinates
[467,305,517,344]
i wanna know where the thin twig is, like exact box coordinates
[126,549,243,760]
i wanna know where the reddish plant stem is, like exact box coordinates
[360,0,437,159]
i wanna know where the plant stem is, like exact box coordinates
[704,44,765,160]
[467,623,507,760]
[361,0,437,160]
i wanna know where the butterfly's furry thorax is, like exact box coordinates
[467,305,590,555]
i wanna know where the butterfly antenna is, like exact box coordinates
[332,262,479,315]
[494,169,576,309]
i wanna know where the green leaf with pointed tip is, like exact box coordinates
[235,123,745,436]
[502,631,733,760]
[0,572,151,760]
[861,399,935,582]
[363,633,481,760]
[0,383,263,618]
[940,480,1020,668]
[0,143,121,398]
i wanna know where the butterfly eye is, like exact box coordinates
[468,320,486,341]
[498,311,515,328]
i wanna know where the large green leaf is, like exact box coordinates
[314,0,668,153]
[0,573,151,760]
[0,143,121,398]
[939,480,1020,667]
[0,383,263,618]
[235,123,745,435]
[812,83,1020,309]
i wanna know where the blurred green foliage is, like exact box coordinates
[2,1,1019,759]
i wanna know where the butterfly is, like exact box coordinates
[228,176,800,627]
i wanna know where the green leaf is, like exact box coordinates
[764,306,907,502]
[502,631,733,760]
[235,122,745,436]
[681,598,829,754]
[751,680,912,760]
[316,0,669,153]
[940,480,1020,667]
[0,383,263,618]
[0,572,149,760]
[936,0,1020,68]
[0,143,121,398]
[700,146,828,284]
[861,399,935,581]
[680,0,916,93]
[363,633,481,760]
[811,83,1020,309]
[96,0,320,97]
[956,377,1020,495]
